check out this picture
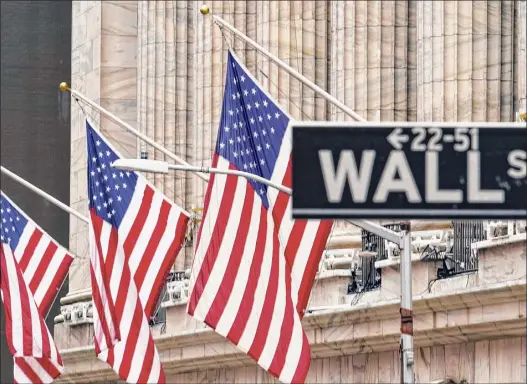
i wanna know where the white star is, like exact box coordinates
[92,157,97,162]
[112,173,117,179]
[117,196,122,202]
[16,217,19,221]
[262,129,267,136]
[232,62,236,68]
[243,90,248,96]
[115,185,120,191]
[104,175,108,181]
[251,88,256,95]
[229,138,234,145]
[257,145,262,151]
[229,110,234,116]
[103,202,108,208]
[126,171,131,177]
[106,186,111,192]
[99,152,104,158]
[224,126,230,132]
[267,114,272,120]
[243,164,248,170]
[253,132,259,138]
[258,116,263,122]
[239,121,243,127]
[233,122,238,129]
[233,78,237,84]
[260,159,265,165]
[232,94,237,100]
[101,164,106,169]
[97,205,101,211]
[263,100,268,107]
[241,75,246,82]
[245,149,250,155]
[93,195,97,201]
[122,183,127,189]
[260,188,264,195]
[250,117,255,124]
[108,198,113,205]
[266,143,271,149]
[97,167,101,173]
[255,102,260,108]
[236,108,240,114]
[237,136,241,143]
[236,92,241,98]
[271,127,275,134]
[107,212,112,219]
[96,140,101,146]
[91,171,95,176]
[6,209,10,213]
[99,192,103,197]
[120,172,124,178]
[242,135,246,142]
[233,152,238,158]
[111,209,116,215]
[106,150,110,156]
[220,142,225,149]
[247,104,252,111]
[275,112,281,119]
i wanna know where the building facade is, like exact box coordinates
[56,1,526,383]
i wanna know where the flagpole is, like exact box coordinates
[1,166,89,224]
[58,82,210,183]
[210,15,365,123]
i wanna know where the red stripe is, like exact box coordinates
[188,166,238,315]
[133,198,172,292]
[123,186,155,260]
[204,186,254,328]
[145,213,188,318]
[227,205,267,344]
[38,255,73,317]
[136,336,156,383]
[296,221,332,316]
[36,356,62,379]
[18,230,43,272]
[291,333,311,383]
[103,227,119,284]
[39,315,52,360]
[267,262,295,378]
[15,358,41,383]
[16,258,34,356]
[247,230,280,361]
[117,300,145,380]
[29,242,57,294]
[194,154,220,251]
[0,247,16,356]
[90,264,114,353]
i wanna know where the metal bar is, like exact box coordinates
[168,164,292,195]
[60,83,210,183]
[400,224,414,384]
[212,15,366,123]
[1,165,89,224]
[348,219,400,245]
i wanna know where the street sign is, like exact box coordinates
[291,122,527,219]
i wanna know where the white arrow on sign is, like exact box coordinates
[387,128,410,150]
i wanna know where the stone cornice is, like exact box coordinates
[55,279,526,382]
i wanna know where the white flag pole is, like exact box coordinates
[58,82,210,183]
[1,165,88,224]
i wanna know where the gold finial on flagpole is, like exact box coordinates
[59,82,69,92]
[200,5,210,15]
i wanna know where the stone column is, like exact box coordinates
[68,0,137,296]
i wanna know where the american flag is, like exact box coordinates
[187,50,332,383]
[86,121,190,383]
[1,191,73,383]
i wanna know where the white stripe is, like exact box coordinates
[279,315,304,382]
[146,352,162,383]
[4,246,24,354]
[290,220,320,300]
[13,223,35,264]
[33,248,67,307]
[258,234,287,370]
[118,178,147,241]
[22,236,50,286]
[188,157,230,301]
[237,210,276,353]
[127,192,164,278]
[267,126,291,207]
[127,314,156,382]
[29,289,42,357]
[25,358,53,383]
[13,361,31,384]
[138,204,182,309]
[214,195,262,336]
[193,178,247,320]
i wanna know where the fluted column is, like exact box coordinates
[415,0,520,122]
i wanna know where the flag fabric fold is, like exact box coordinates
[187,50,333,383]
[1,191,73,383]
[86,121,190,383]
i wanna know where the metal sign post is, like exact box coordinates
[291,121,527,220]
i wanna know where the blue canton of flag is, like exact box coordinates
[216,51,290,208]
[1,195,27,249]
[87,124,138,227]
